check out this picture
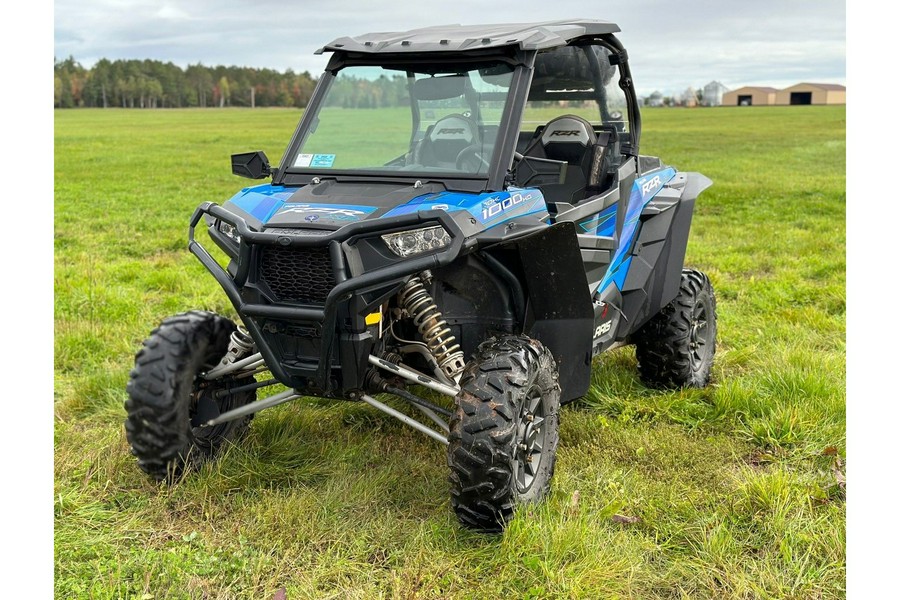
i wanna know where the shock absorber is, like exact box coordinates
[215,325,256,369]
[397,272,466,379]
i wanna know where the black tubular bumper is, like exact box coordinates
[188,202,466,395]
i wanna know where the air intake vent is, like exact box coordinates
[259,246,335,304]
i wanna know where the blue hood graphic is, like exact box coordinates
[223,183,548,231]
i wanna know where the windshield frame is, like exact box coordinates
[274,35,641,190]
[276,52,531,192]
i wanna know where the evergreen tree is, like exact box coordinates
[53,57,323,109]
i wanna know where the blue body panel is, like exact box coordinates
[225,184,548,230]
[223,168,676,296]
[383,188,548,229]
[227,184,382,224]
[577,203,617,237]
[228,185,296,223]
[595,167,677,293]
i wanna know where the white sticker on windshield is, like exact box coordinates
[294,153,313,167]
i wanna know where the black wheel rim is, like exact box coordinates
[689,297,712,371]
[183,344,255,466]
[513,385,547,493]
[189,383,228,450]
[188,358,239,449]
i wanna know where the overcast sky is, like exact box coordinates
[54,0,845,96]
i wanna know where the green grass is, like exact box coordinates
[55,106,846,598]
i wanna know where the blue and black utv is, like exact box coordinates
[125,20,717,532]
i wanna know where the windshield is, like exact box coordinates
[287,63,515,177]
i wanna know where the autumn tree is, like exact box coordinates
[54,58,318,109]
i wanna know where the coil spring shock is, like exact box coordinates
[216,325,256,369]
[398,273,466,379]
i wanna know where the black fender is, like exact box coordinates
[490,221,594,403]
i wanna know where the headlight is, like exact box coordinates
[381,225,451,257]
[217,221,241,244]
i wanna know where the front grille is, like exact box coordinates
[259,245,335,304]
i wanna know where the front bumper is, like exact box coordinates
[188,202,465,396]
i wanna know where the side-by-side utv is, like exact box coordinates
[125,20,716,532]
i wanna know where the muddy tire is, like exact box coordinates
[447,335,561,532]
[124,311,256,481]
[634,269,717,388]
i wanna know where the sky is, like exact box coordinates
[54,0,846,96]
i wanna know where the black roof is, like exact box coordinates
[316,20,620,55]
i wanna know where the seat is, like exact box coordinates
[415,114,481,171]
[519,114,610,204]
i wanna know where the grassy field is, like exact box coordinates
[54,106,846,599]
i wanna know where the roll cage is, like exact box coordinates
[274,30,641,193]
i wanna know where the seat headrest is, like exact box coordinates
[427,115,477,143]
[540,115,597,147]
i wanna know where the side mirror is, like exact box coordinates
[231,151,272,179]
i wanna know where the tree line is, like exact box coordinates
[324,73,410,109]
[54,57,318,109]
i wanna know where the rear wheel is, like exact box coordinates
[124,311,256,481]
[634,269,717,388]
[447,335,561,532]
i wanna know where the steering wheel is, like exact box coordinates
[456,146,490,172]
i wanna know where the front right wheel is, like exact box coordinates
[447,335,561,532]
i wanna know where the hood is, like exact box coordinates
[222,180,549,232]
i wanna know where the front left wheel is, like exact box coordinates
[634,269,717,388]
[124,311,256,481]
[447,335,561,532]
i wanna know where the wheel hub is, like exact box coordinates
[689,301,710,370]
[191,384,222,427]
[514,386,547,492]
